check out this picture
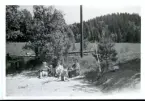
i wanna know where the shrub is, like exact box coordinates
[25,58,42,70]
[79,55,99,76]
[92,26,118,75]
[6,56,25,75]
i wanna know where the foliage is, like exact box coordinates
[6,6,141,43]
[6,5,21,41]
[19,9,33,41]
[84,39,89,50]
[6,5,33,42]
[92,26,118,74]
[70,13,141,43]
[24,5,75,63]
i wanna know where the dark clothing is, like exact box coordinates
[51,58,57,76]
[68,62,80,78]
[52,58,57,68]
[68,69,79,78]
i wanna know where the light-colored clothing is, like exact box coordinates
[56,65,64,77]
[60,68,69,81]
[39,70,48,79]
[75,63,80,70]
[55,65,69,81]
[61,68,68,77]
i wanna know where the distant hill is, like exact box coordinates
[69,13,141,43]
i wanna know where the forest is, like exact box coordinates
[70,13,141,43]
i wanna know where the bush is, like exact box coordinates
[25,58,42,70]
[83,65,100,82]
[6,57,25,75]
[92,26,118,75]
[79,55,100,76]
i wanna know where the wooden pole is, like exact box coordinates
[80,5,83,58]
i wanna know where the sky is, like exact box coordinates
[19,5,141,24]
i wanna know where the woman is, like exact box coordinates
[55,61,63,79]
[55,61,69,81]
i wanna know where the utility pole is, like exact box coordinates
[80,5,83,58]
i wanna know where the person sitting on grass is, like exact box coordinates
[68,59,80,78]
[60,65,69,81]
[39,62,50,79]
[68,66,74,78]
[55,61,64,79]
[73,59,80,76]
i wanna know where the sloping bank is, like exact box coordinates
[80,56,140,93]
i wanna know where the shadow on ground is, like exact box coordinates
[82,58,141,93]
[21,70,39,78]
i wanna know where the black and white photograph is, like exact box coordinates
[0,0,144,100]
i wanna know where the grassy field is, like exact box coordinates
[69,42,140,66]
[67,43,141,73]
[6,42,140,72]
[6,42,140,55]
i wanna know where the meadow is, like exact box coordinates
[67,42,140,73]
[6,42,140,72]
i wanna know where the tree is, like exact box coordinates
[24,5,75,64]
[19,9,33,41]
[69,13,141,43]
[6,6,33,42]
[6,5,22,41]
[92,26,118,75]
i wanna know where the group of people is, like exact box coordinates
[39,58,80,81]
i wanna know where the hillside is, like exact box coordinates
[70,13,141,43]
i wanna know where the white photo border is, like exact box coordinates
[0,0,144,100]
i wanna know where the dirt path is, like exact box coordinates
[6,71,141,98]
[6,74,102,97]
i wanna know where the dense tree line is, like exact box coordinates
[69,13,141,43]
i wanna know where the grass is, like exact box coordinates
[79,57,140,93]
[6,42,140,56]
[6,42,140,71]
[6,42,35,56]
[96,58,140,93]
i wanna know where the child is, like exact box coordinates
[60,65,69,81]
[39,62,50,79]
[55,61,63,79]
[74,59,80,76]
